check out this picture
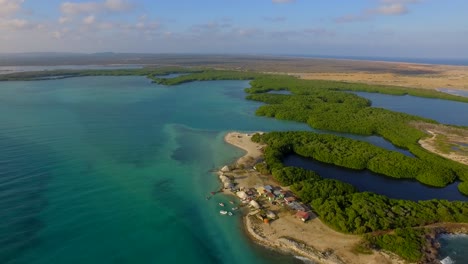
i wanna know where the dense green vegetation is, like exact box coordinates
[252,131,468,228]
[150,70,264,85]
[253,131,465,188]
[252,130,468,261]
[0,67,201,81]
[365,228,426,262]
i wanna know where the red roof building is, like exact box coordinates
[296,211,310,222]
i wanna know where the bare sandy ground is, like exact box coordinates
[223,131,404,264]
[298,64,468,91]
[412,122,468,165]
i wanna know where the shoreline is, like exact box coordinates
[220,131,406,264]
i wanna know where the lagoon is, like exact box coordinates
[354,92,468,126]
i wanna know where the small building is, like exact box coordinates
[256,186,266,196]
[249,200,261,209]
[284,197,296,204]
[266,192,276,202]
[266,211,276,219]
[236,191,248,200]
[221,165,230,172]
[264,185,273,193]
[273,190,283,198]
[296,211,310,222]
[220,175,230,183]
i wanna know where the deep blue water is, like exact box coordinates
[283,155,466,201]
[354,92,468,126]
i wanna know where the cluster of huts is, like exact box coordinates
[235,184,311,222]
[218,164,311,222]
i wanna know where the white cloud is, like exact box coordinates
[59,16,71,24]
[336,0,421,23]
[370,3,408,15]
[0,18,30,30]
[83,15,96,25]
[61,2,101,16]
[104,0,132,12]
[0,0,24,17]
[61,0,133,16]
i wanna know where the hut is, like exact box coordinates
[236,191,248,200]
[266,211,276,219]
[264,185,273,193]
[284,197,296,204]
[296,211,310,222]
[256,186,266,196]
[249,200,261,209]
[219,175,230,183]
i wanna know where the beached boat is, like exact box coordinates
[219,202,225,207]
[220,210,228,215]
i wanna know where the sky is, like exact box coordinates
[0,0,467,58]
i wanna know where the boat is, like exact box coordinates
[228,212,233,216]
[229,201,234,204]
[232,207,238,211]
[220,210,228,215]
[219,202,225,207]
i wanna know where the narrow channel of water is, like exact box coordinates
[283,154,467,201]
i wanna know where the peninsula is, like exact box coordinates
[220,132,468,264]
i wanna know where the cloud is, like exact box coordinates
[0,18,31,30]
[335,0,421,23]
[335,14,369,23]
[59,16,71,24]
[263,16,286,22]
[60,0,133,16]
[369,3,408,15]
[272,0,295,3]
[83,15,96,25]
[0,0,24,17]
[61,2,100,16]
[104,0,133,12]
[304,28,335,37]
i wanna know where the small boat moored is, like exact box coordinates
[220,210,228,215]
[219,202,225,207]
[228,212,233,216]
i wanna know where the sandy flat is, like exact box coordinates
[298,65,468,91]
[412,122,468,165]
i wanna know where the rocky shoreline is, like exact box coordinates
[243,215,346,264]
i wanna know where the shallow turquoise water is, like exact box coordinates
[0,77,313,264]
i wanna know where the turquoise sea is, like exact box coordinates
[0,76,466,263]
[0,76,313,264]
